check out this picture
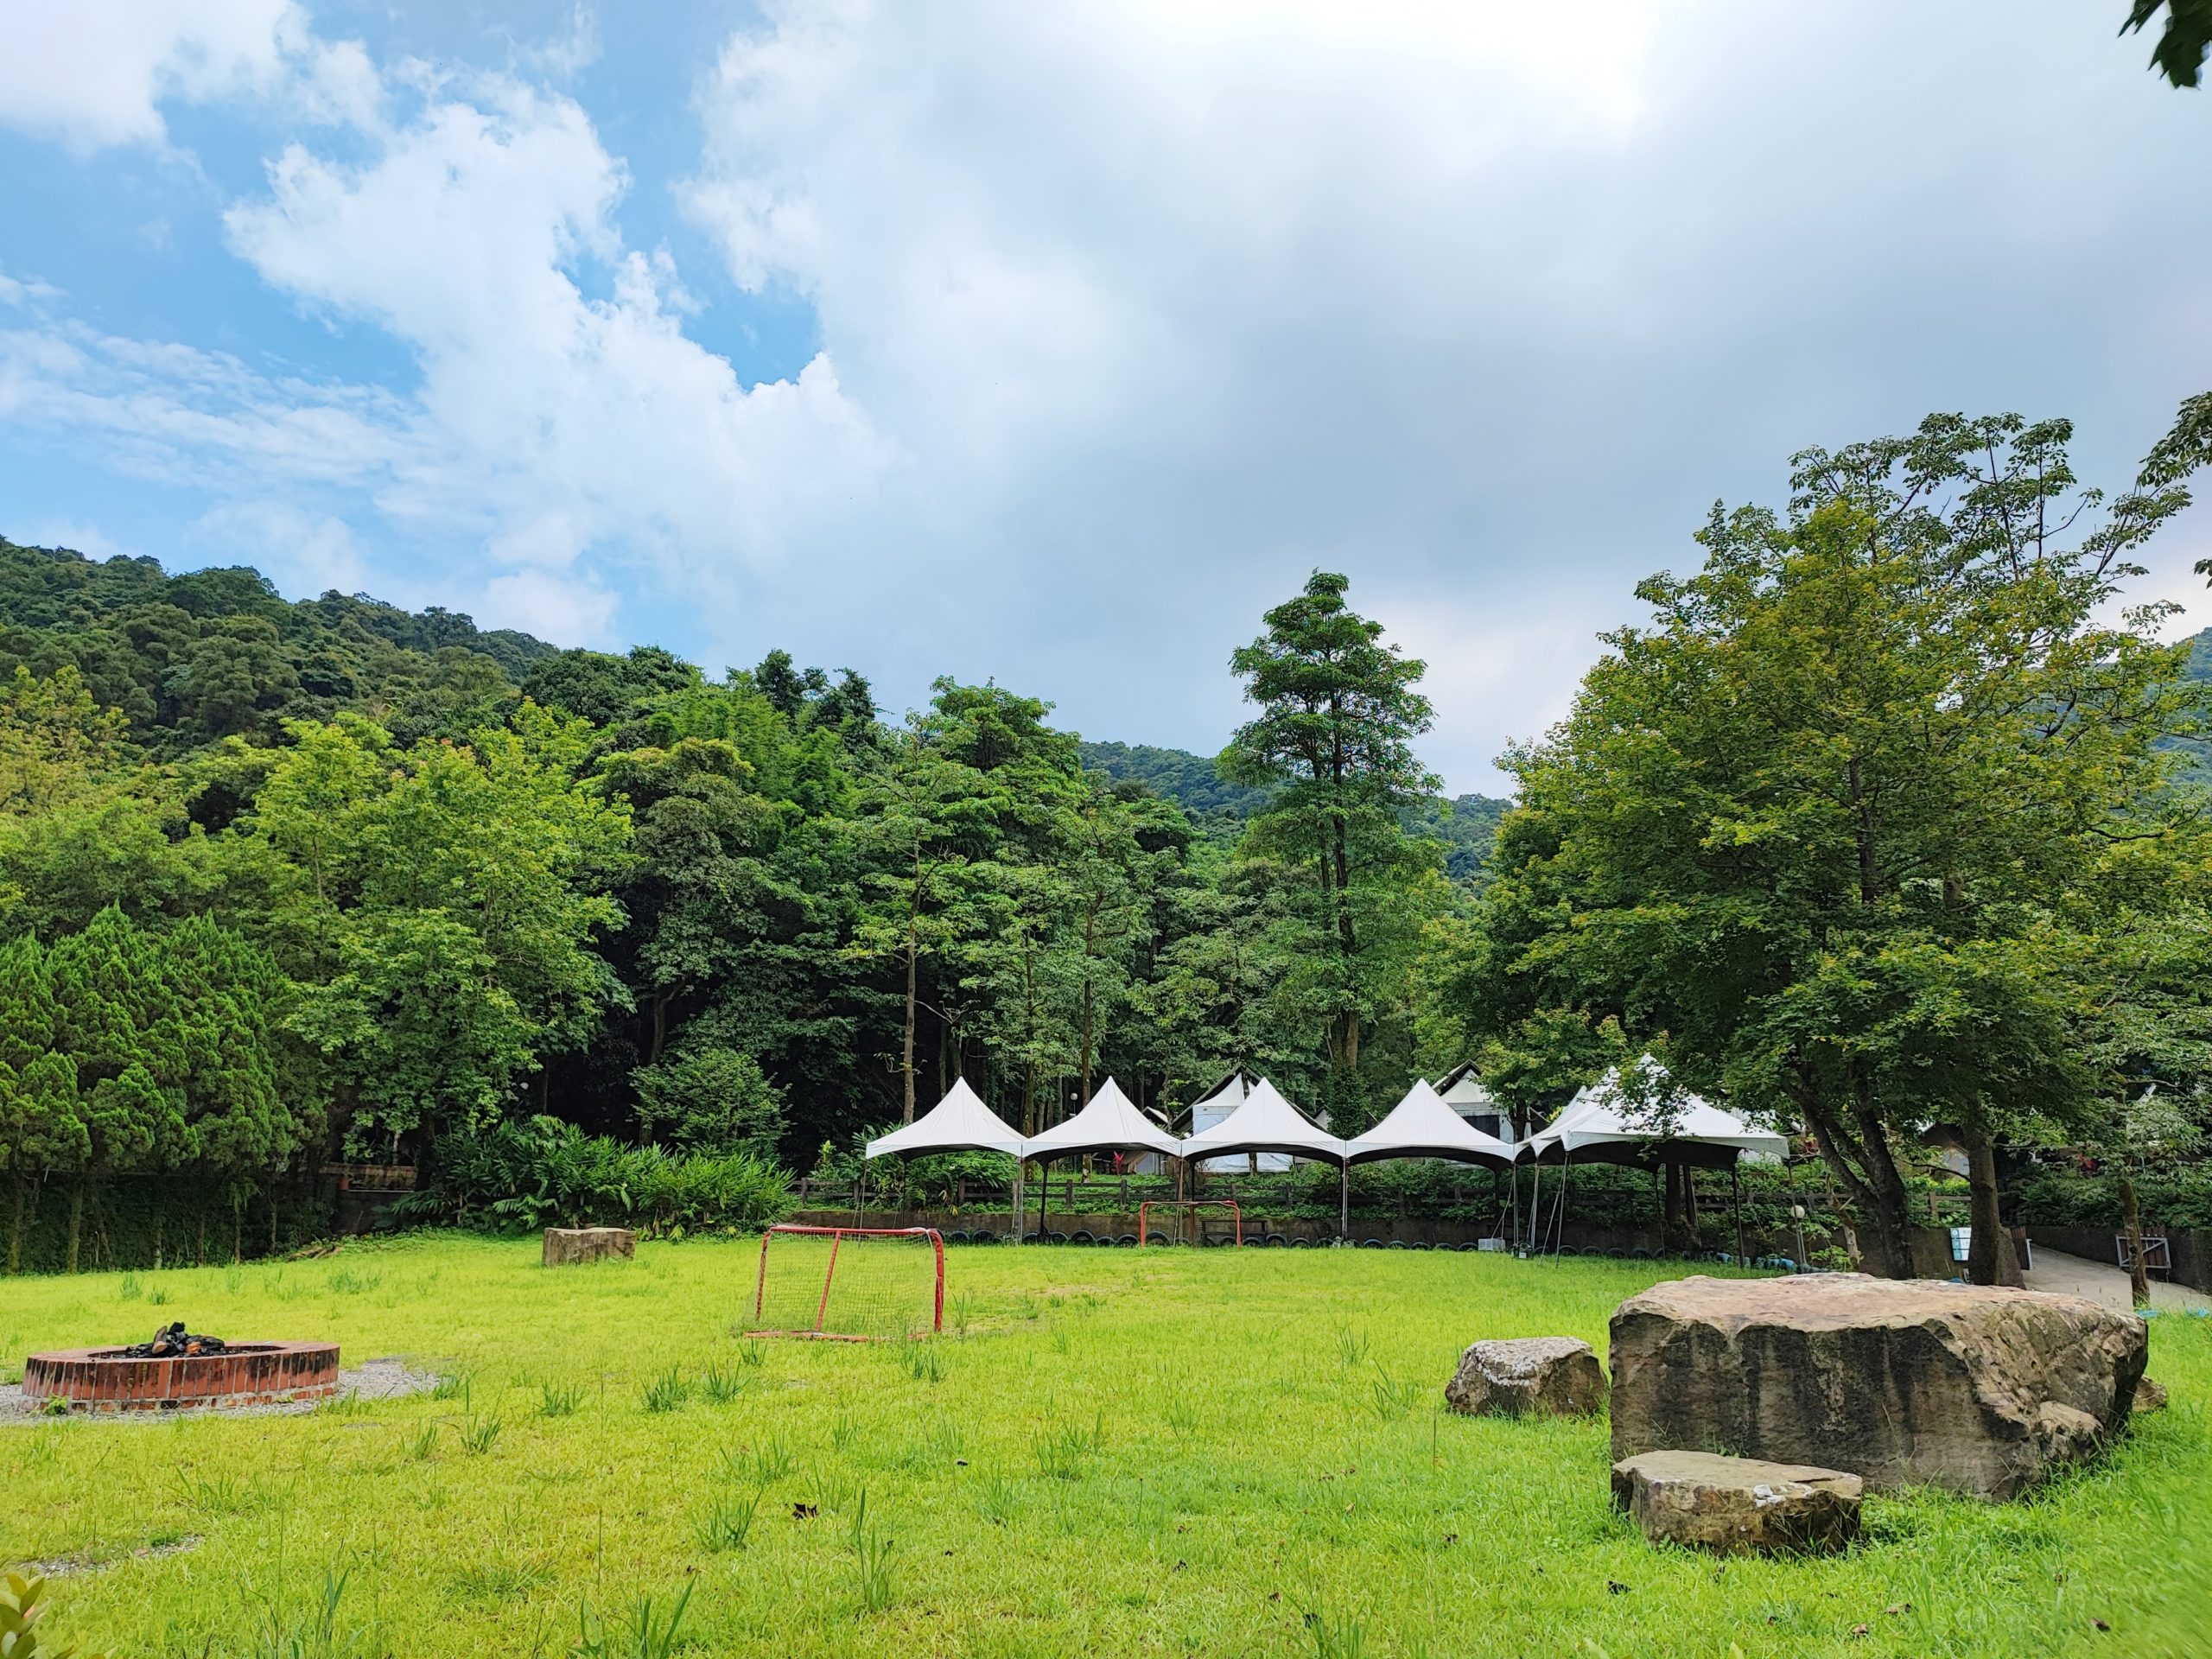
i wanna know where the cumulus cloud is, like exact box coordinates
[677,0,2212,785]
[3,20,886,647]
[3,2,2209,786]
[0,0,376,150]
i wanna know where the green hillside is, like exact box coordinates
[1079,736,1510,879]
[0,537,560,753]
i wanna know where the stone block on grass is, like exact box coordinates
[1611,1450,1862,1555]
[1445,1336,1607,1418]
[543,1227,636,1267]
[1609,1274,2146,1500]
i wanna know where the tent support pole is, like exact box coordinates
[1527,1161,1541,1255]
[1558,1150,1570,1257]
[1011,1159,1024,1244]
[1339,1160,1349,1242]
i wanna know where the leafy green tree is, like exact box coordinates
[0,935,79,1272]
[2125,0,2212,86]
[1466,404,2209,1277]
[257,707,632,1154]
[1223,572,1446,1122]
[632,1046,788,1160]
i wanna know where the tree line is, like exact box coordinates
[3,394,2211,1279]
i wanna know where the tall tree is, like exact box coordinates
[1466,403,2210,1276]
[1223,572,1444,1119]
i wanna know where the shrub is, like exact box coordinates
[394,1116,793,1236]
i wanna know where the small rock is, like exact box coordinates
[2132,1376,2168,1414]
[1611,1450,1863,1557]
[1445,1336,1607,1418]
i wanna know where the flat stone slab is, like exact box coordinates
[543,1226,636,1267]
[1612,1450,1862,1555]
[1610,1274,2148,1500]
[1445,1336,1607,1418]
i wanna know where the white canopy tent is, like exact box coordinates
[1180,1077,1351,1235]
[1025,1077,1181,1161]
[864,1078,1030,1241]
[1346,1079,1516,1168]
[1522,1062,1788,1257]
[1526,1066,1788,1166]
[1021,1078,1184,1241]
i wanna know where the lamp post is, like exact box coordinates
[1790,1204,1808,1274]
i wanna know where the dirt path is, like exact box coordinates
[2022,1247,2212,1314]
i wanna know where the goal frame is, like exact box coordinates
[748,1224,945,1341]
[1136,1199,1243,1248]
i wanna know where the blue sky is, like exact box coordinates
[3,1,2209,792]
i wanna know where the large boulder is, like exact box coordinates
[1610,1274,2146,1500]
[1445,1336,1607,1418]
[543,1227,636,1268]
[1611,1450,1862,1555]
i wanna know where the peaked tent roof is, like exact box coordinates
[865,1078,1026,1160]
[1526,1063,1788,1167]
[1024,1077,1183,1160]
[1179,1077,1347,1163]
[1347,1079,1515,1167]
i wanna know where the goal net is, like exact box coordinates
[747,1224,945,1340]
[1137,1199,1243,1248]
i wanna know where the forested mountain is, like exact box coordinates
[0,538,1465,1268]
[1078,737,1510,879]
[0,538,558,754]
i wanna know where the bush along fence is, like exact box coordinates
[385,1116,793,1239]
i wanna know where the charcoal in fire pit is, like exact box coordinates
[121,1319,228,1358]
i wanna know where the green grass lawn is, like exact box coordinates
[5,1233,2209,1658]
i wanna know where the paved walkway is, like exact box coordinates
[2022,1248,2212,1314]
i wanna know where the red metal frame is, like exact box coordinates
[1136,1199,1243,1248]
[748,1224,946,1340]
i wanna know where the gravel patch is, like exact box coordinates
[0,1357,439,1423]
[20,1533,201,1579]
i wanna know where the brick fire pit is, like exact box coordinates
[23,1341,340,1413]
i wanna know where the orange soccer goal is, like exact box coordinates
[747,1224,945,1340]
[1136,1199,1243,1248]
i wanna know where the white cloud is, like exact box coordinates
[676,0,2212,787]
[0,0,373,150]
[2,24,887,648]
[219,72,887,584]
[478,568,619,646]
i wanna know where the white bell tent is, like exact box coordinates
[1025,1077,1181,1161]
[865,1077,1027,1159]
[1346,1079,1515,1168]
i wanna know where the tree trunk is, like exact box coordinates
[7,1169,31,1275]
[1797,1080,1916,1279]
[65,1179,83,1274]
[1845,1070,1917,1279]
[901,908,919,1124]
[2119,1173,2152,1309]
[1964,1126,2020,1287]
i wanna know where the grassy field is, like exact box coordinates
[4,1233,2209,1658]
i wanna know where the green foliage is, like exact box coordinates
[631,1046,785,1160]
[2124,0,2212,87]
[1458,402,2212,1272]
[409,1116,791,1235]
[1,1569,110,1659]
[1223,570,1449,1126]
